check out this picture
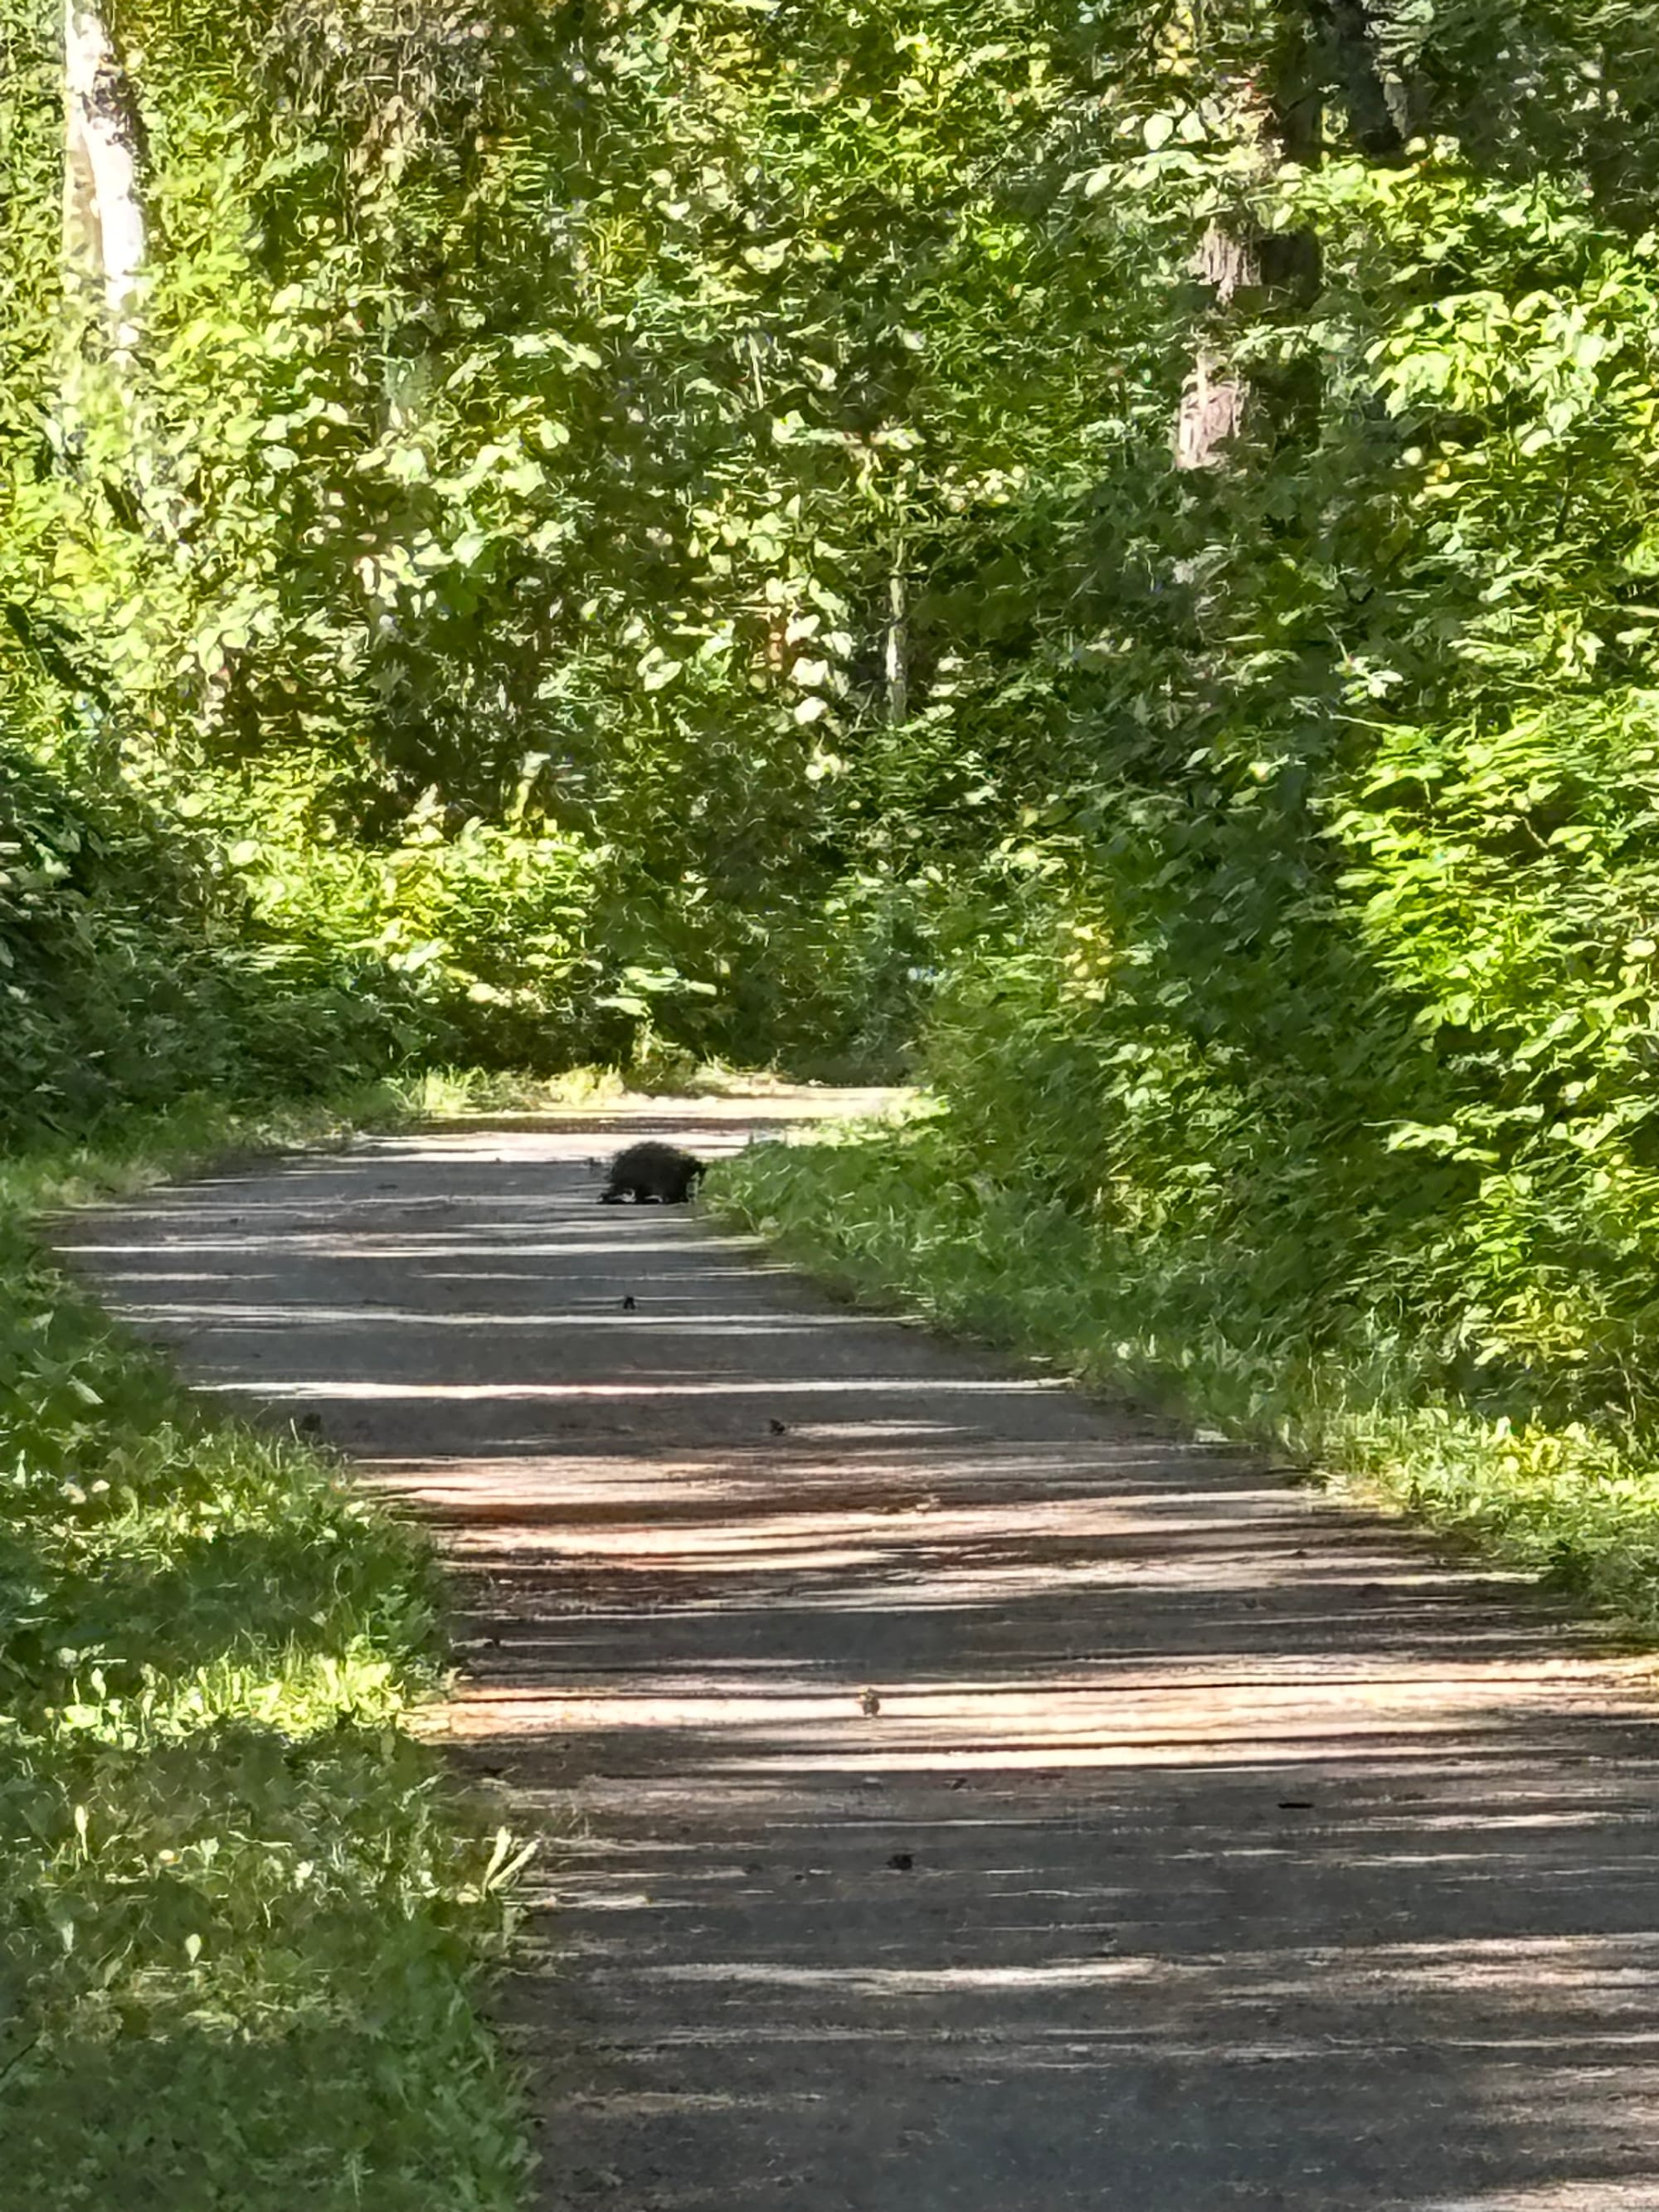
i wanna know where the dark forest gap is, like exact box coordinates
[53,1098,1659,2212]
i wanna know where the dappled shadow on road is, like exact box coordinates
[54,1116,1659,2212]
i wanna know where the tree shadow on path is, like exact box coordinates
[56,1114,1659,2212]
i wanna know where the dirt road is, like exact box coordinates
[56,1101,1659,2211]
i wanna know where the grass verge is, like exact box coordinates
[0,1081,533,2211]
[711,1114,1659,1641]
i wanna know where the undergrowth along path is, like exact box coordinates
[56,1096,1659,2212]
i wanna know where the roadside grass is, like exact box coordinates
[710,1115,1659,1642]
[0,1083,533,2211]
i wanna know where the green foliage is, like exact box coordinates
[16,0,1115,1100]
[884,38,1659,1438]
[692,0,1659,1642]
[0,1157,529,2210]
[0,738,444,1137]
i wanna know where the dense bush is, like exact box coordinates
[683,2,1659,1583]
[4,0,957,1138]
[0,736,441,1138]
[893,51,1659,1436]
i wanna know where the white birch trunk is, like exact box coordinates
[884,568,907,726]
[62,0,144,356]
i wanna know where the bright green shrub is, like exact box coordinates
[0,1223,530,2210]
[0,733,444,1140]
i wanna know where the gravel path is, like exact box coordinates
[56,1100,1659,2212]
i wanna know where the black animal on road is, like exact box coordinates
[599,1140,706,1205]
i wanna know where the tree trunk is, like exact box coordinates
[1320,0,1418,159]
[62,0,144,357]
[1173,11,1323,472]
[1175,226,1261,472]
[884,566,907,725]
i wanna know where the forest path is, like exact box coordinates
[53,1096,1659,2212]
